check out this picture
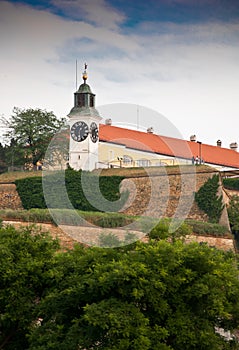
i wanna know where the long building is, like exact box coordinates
[67,65,239,171]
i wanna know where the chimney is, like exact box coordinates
[147,127,154,134]
[217,140,222,147]
[190,135,196,142]
[230,142,238,151]
[105,118,112,125]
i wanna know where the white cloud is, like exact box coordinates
[51,0,126,29]
[0,1,239,149]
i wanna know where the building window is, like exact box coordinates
[136,159,151,167]
[108,150,114,161]
[123,155,133,166]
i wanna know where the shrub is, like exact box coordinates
[195,174,224,223]
[227,195,239,233]
[98,231,137,247]
[149,218,192,242]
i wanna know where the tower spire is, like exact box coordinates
[82,63,88,84]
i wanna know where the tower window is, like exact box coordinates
[77,94,85,107]
[90,95,94,107]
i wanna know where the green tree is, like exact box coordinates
[0,225,59,350]
[4,138,26,170]
[2,107,66,168]
[0,142,7,173]
[28,241,239,350]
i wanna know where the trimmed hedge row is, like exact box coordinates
[185,219,229,237]
[15,169,127,212]
[0,209,136,228]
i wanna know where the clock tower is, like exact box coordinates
[68,64,102,171]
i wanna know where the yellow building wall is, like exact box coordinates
[98,142,190,168]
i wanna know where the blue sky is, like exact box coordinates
[1,0,239,149]
[9,0,239,24]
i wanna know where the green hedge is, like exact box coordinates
[15,170,127,212]
[223,178,239,191]
[0,209,136,228]
[185,219,229,237]
[195,174,224,223]
[15,177,45,209]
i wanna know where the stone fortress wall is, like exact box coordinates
[0,167,236,251]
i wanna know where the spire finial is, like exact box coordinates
[82,63,88,83]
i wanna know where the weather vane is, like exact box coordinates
[82,63,88,83]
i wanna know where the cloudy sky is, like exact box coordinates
[0,0,239,148]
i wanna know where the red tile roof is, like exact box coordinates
[99,124,239,169]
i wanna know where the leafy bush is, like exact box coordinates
[227,195,239,233]
[223,178,239,191]
[149,218,192,242]
[227,196,239,248]
[98,232,137,247]
[195,174,224,223]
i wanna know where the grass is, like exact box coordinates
[0,171,42,183]
[0,165,215,183]
[92,164,215,177]
[0,208,231,237]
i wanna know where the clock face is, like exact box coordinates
[70,121,89,142]
[90,122,99,143]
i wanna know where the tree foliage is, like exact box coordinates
[0,225,59,350]
[29,242,239,349]
[195,174,224,223]
[0,143,7,173]
[149,217,192,242]
[1,224,239,349]
[2,107,66,167]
